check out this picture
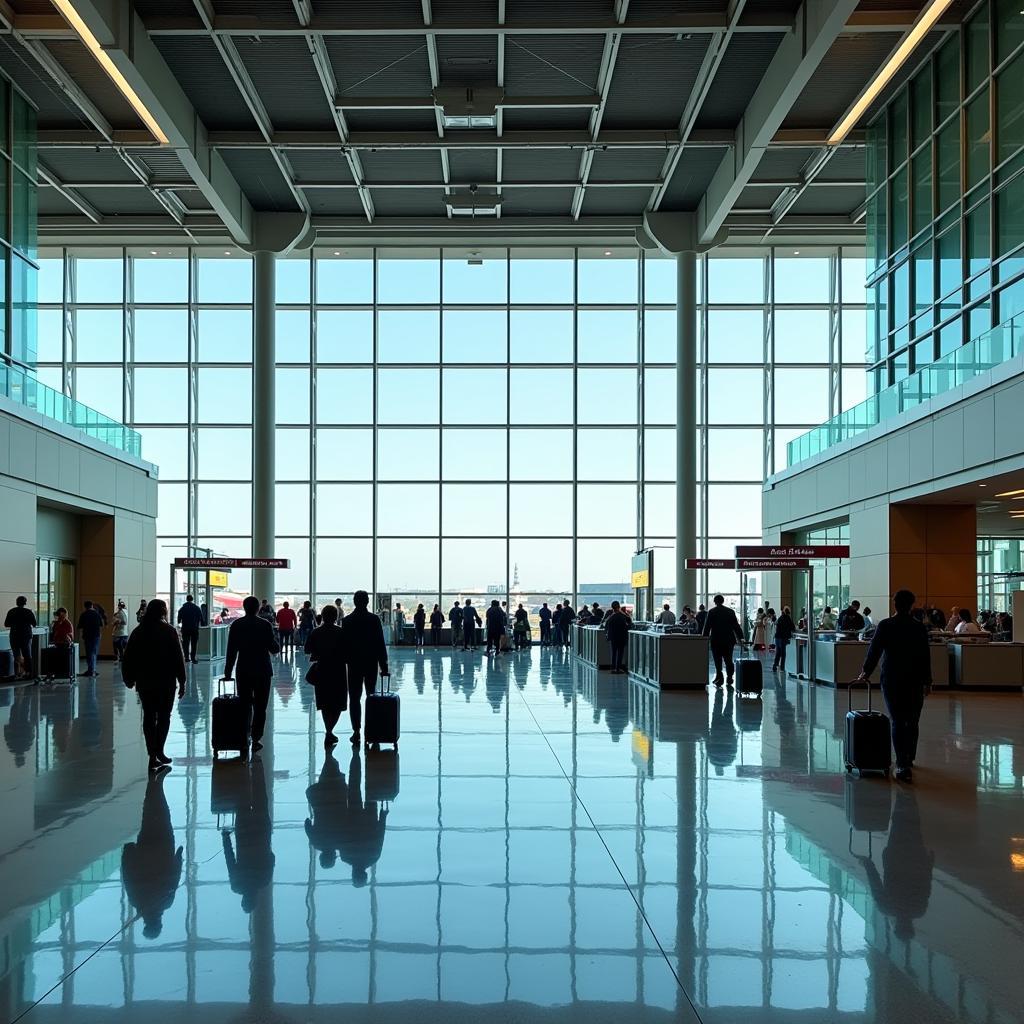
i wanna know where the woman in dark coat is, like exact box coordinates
[772,605,796,673]
[304,604,348,747]
[121,599,187,773]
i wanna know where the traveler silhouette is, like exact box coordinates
[305,751,388,887]
[222,760,275,913]
[485,657,507,712]
[706,686,738,776]
[857,788,934,941]
[121,772,183,938]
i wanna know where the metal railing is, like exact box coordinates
[787,313,1024,467]
[0,362,142,458]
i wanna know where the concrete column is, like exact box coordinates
[252,250,276,602]
[676,250,697,608]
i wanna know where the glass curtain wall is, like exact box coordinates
[36,247,867,610]
[864,0,1024,389]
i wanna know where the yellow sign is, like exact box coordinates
[631,568,650,588]
[208,571,229,588]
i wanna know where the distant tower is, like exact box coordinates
[512,562,520,591]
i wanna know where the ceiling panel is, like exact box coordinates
[43,42,141,129]
[588,147,668,183]
[306,190,372,217]
[581,186,650,216]
[39,149,140,185]
[502,148,582,183]
[220,150,302,212]
[78,187,171,216]
[499,187,575,216]
[235,37,335,130]
[696,33,784,129]
[503,34,605,96]
[370,188,449,216]
[658,147,728,211]
[328,36,434,96]
[361,149,444,183]
[448,149,498,183]
[790,185,866,216]
[288,151,356,185]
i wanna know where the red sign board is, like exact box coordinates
[174,557,290,569]
[734,545,849,559]
[685,558,736,569]
[737,558,811,570]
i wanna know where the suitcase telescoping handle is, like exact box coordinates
[218,676,237,697]
[380,670,391,694]
[847,677,873,712]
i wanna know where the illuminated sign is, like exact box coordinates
[208,571,229,588]
[735,545,849,559]
[737,558,811,570]
[174,557,290,569]
[685,558,735,569]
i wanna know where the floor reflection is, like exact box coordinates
[0,649,1022,1023]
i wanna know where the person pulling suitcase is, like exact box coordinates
[341,590,388,748]
[223,596,280,754]
[857,588,932,783]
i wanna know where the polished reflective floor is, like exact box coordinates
[2,646,1023,1024]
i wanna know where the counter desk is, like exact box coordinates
[627,630,708,689]
[197,624,229,662]
[793,636,952,689]
[949,641,1024,690]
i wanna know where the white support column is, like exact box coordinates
[677,249,698,609]
[252,250,276,602]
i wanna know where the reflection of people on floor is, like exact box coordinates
[706,686,738,775]
[413,654,426,695]
[121,773,183,938]
[40,683,75,756]
[485,659,507,713]
[304,752,388,887]
[512,650,530,691]
[857,788,934,940]
[222,760,275,912]
[74,676,102,750]
[4,687,37,767]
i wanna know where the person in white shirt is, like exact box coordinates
[945,605,961,632]
[655,603,676,626]
[954,607,984,635]
[819,606,837,630]
[862,607,874,628]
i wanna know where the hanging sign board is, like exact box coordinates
[631,550,652,589]
[737,558,811,570]
[208,571,230,588]
[685,558,736,569]
[174,557,290,569]
[734,545,849,559]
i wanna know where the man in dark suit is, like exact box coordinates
[341,590,388,745]
[224,595,280,752]
[858,588,931,782]
[559,600,576,649]
[177,594,204,663]
[701,593,744,687]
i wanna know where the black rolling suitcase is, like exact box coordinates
[212,678,252,759]
[364,672,399,748]
[365,747,400,801]
[844,680,891,776]
[40,643,76,682]
[734,654,762,695]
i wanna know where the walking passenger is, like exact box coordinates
[176,595,203,664]
[560,600,576,648]
[513,604,529,649]
[655,603,676,626]
[702,594,744,687]
[112,600,129,663]
[772,606,795,672]
[858,589,932,782]
[393,603,406,646]
[413,604,427,650]
[552,603,563,647]
[136,599,148,625]
[334,598,345,622]
[449,600,464,648]
[121,599,187,773]
[304,604,347,748]
[430,604,443,646]
[78,600,104,677]
[485,600,505,656]
[341,590,388,747]
[276,601,298,651]
[223,596,281,754]
[461,599,481,650]
[298,600,316,644]
[4,595,37,680]
[605,601,629,674]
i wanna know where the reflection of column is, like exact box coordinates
[676,251,697,608]
[676,739,698,1002]
[252,250,276,601]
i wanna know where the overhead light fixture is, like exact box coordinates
[979,483,988,487]
[446,193,502,216]
[827,0,955,146]
[434,86,501,130]
[604,250,613,256]
[149,250,158,256]
[51,0,168,144]
[996,488,1024,498]
[224,250,232,256]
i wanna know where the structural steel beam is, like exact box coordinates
[61,0,255,243]
[695,0,859,245]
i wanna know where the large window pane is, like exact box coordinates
[441,539,505,592]
[510,309,573,362]
[708,309,763,362]
[379,368,441,424]
[133,257,188,303]
[197,257,252,303]
[317,484,372,535]
[707,429,765,481]
[576,484,636,536]
[706,485,761,536]
[198,368,252,423]
[708,258,763,303]
[774,309,830,362]
[577,429,638,480]
[377,539,439,591]
[274,484,309,535]
[198,309,252,362]
[197,428,252,479]
[509,484,572,535]
[276,257,310,303]
[317,369,373,424]
[643,484,675,537]
[443,309,506,363]
[443,483,506,535]
[317,310,373,362]
[508,540,571,591]
[576,539,636,591]
[577,255,637,304]
[774,257,829,303]
[509,429,572,479]
[644,257,677,304]
[316,429,373,479]
[774,368,830,425]
[643,368,677,425]
[315,253,373,303]
[75,309,123,362]
[442,368,506,423]
[379,309,439,363]
[276,427,309,481]
[276,368,310,424]
[443,251,507,303]
[510,368,572,424]
[316,539,373,591]
[277,309,310,363]
[378,484,439,534]
[74,368,123,421]
[644,309,676,362]
[134,309,188,363]
[378,254,439,303]
[996,53,1024,164]
[577,368,636,424]
[138,427,188,479]
[197,484,251,534]
[135,367,188,423]
[510,256,573,303]
[443,428,507,480]
[966,89,990,189]
[643,428,678,482]
[75,257,123,302]
[706,369,763,424]
[577,309,637,363]
[378,428,439,480]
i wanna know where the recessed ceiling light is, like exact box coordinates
[604,250,612,256]
[979,483,987,487]
[149,250,158,255]
[333,251,341,256]
[224,250,231,256]
[793,250,800,255]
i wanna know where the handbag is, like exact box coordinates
[305,660,321,686]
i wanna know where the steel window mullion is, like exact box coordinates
[309,250,317,601]
[372,247,379,603]
[572,247,578,607]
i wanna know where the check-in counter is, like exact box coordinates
[575,624,615,668]
[1,627,51,678]
[395,625,483,646]
[949,641,1024,690]
[794,635,951,689]
[627,630,709,689]
[198,624,229,661]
